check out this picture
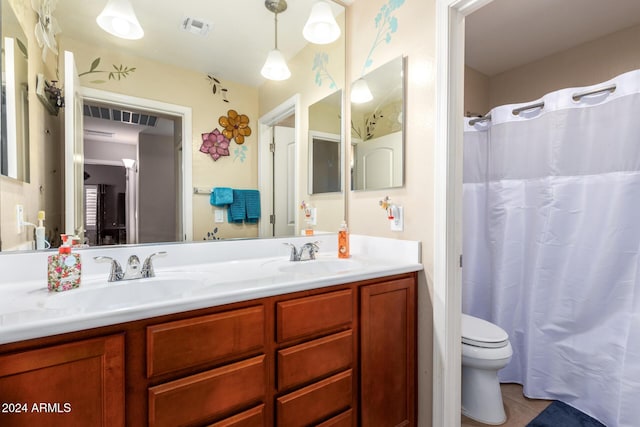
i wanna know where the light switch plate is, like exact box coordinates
[214,209,224,223]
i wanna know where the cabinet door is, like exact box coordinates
[0,334,125,427]
[360,278,416,427]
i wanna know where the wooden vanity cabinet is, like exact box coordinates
[0,334,125,427]
[0,272,417,426]
[360,277,416,427]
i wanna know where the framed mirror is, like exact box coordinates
[350,56,405,191]
[1,0,30,182]
[308,89,342,194]
[0,0,345,251]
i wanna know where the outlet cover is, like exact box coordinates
[390,206,404,232]
[16,205,24,234]
[214,209,224,223]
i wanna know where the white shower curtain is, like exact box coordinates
[462,69,640,427]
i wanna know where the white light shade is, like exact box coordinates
[122,158,136,169]
[303,1,341,44]
[351,78,373,103]
[97,0,144,40]
[261,49,291,81]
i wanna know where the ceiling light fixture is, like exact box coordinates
[303,1,341,45]
[261,0,291,81]
[121,158,136,169]
[96,0,144,40]
[351,78,373,103]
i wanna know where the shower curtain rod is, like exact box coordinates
[468,83,618,127]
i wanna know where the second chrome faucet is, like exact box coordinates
[284,242,319,261]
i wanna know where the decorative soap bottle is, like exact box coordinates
[338,220,350,259]
[47,234,82,292]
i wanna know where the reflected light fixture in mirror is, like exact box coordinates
[96,0,144,40]
[121,158,136,169]
[303,1,341,44]
[351,78,373,103]
[261,0,291,81]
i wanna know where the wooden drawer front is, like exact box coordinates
[276,289,352,342]
[276,369,352,427]
[316,409,353,427]
[277,330,352,391]
[207,404,265,427]
[149,355,265,427]
[147,305,264,377]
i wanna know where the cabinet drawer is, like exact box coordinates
[316,409,353,427]
[207,404,265,427]
[276,369,352,427]
[149,355,265,427]
[147,305,264,377]
[276,290,352,342]
[277,330,352,391]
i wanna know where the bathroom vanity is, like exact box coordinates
[0,235,421,426]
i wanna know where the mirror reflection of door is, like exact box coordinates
[272,120,296,237]
[82,100,181,244]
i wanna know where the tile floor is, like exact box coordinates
[461,383,553,427]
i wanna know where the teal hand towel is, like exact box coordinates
[244,190,261,223]
[227,190,246,223]
[211,187,234,206]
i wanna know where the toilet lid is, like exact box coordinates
[461,314,509,348]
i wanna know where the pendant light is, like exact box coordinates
[97,0,144,40]
[351,78,373,103]
[261,0,291,81]
[303,1,341,45]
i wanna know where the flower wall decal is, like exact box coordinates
[219,110,252,144]
[361,0,405,76]
[313,52,337,89]
[200,129,230,161]
[32,0,61,62]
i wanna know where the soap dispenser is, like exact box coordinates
[338,220,350,259]
[47,234,82,292]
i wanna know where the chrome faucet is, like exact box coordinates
[283,242,319,261]
[94,251,167,282]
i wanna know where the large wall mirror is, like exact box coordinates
[1,0,30,182]
[0,0,345,251]
[351,55,405,191]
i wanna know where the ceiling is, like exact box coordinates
[53,0,345,147]
[465,0,640,76]
[55,0,345,88]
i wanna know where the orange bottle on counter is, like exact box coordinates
[338,221,350,258]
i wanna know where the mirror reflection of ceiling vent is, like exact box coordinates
[83,103,158,127]
[182,17,211,36]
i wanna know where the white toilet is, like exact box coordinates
[461,313,513,425]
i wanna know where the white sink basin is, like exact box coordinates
[39,276,205,311]
[277,258,364,275]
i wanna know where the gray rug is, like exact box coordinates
[526,401,605,427]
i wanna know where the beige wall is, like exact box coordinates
[347,0,435,424]
[1,0,61,251]
[477,24,640,110]
[464,65,490,116]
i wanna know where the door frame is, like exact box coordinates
[81,87,193,241]
[434,0,494,426]
[257,94,301,238]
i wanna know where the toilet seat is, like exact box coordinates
[462,314,509,348]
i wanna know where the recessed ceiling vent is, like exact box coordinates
[182,17,211,36]
[83,103,158,127]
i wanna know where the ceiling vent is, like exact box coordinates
[182,17,211,36]
[83,103,158,127]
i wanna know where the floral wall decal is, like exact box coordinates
[234,146,248,163]
[313,52,337,89]
[207,75,230,103]
[203,227,222,240]
[79,58,136,84]
[219,110,252,144]
[32,0,61,62]
[200,129,230,161]
[361,0,405,76]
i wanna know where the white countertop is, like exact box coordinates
[0,235,422,345]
